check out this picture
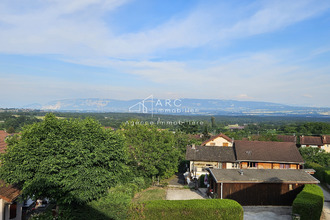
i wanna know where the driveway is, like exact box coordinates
[166,188,207,200]
[319,184,330,220]
[243,206,291,220]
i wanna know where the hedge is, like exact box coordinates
[305,162,330,184]
[129,199,243,220]
[292,184,324,220]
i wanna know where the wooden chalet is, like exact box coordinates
[207,169,319,205]
[186,145,237,178]
[234,140,304,169]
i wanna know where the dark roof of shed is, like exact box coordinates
[300,136,323,145]
[186,145,236,162]
[201,133,232,146]
[235,140,304,164]
[0,180,21,203]
[208,168,319,184]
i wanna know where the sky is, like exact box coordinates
[1,0,330,108]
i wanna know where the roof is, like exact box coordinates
[277,135,296,143]
[0,130,9,153]
[201,133,232,146]
[186,145,236,162]
[322,135,330,144]
[208,168,319,184]
[300,136,323,146]
[0,180,21,203]
[235,140,304,164]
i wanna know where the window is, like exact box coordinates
[223,142,229,147]
[289,184,293,190]
[210,142,215,146]
[10,202,17,219]
[248,162,257,168]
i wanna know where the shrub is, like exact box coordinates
[129,199,243,220]
[292,184,324,220]
[199,174,207,188]
[305,162,326,182]
[325,170,330,184]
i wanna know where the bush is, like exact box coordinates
[305,162,326,183]
[325,170,330,184]
[129,199,243,220]
[62,178,151,220]
[199,174,207,188]
[292,184,324,220]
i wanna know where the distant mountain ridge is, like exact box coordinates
[23,98,330,117]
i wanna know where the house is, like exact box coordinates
[185,145,237,178]
[207,168,319,205]
[300,135,323,149]
[201,133,233,147]
[322,135,330,152]
[226,124,245,131]
[0,180,22,220]
[235,140,304,169]
[299,135,330,152]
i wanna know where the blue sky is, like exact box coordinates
[1,0,330,107]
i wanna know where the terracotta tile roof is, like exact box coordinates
[235,140,304,164]
[322,135,330,144]
[277,135,297,143]
[185,145,236,162]
[0,130,9,153]
[201,133,232,146]
[208,168,319,184]
[0,180,21,203]
[300,136,323,146]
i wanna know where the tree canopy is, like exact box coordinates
[120,121,185,179]
[0,113,128,205]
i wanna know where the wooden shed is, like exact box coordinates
[207,169,319,206]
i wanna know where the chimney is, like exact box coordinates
[238,170,244,175]
[192,144,196,149]
[232,137,234,145]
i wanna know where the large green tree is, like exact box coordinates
[0,113,128,205]
[120,121,182,179]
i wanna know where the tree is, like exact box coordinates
[178,122,199,134]
[120,121,181,179]
[0,113,128,205]
[211,116,216,128]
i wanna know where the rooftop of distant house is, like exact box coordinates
[0,130,9,153]
[235,140,304,164]
[201,133,232,146]
[300,135,323,146]
[277,135,297,143]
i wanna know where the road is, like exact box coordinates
[320,184,330,220]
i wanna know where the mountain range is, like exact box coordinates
[23,98,330,117]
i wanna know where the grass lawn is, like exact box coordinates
[132,187,166,203]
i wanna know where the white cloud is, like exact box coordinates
[0,0,329,59]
